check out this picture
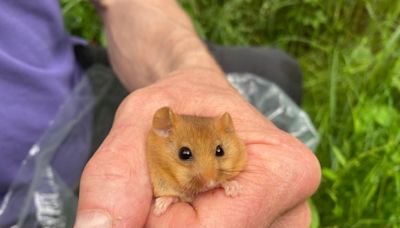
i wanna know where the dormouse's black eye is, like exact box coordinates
[179,147,192,160]
[215,145,224,157]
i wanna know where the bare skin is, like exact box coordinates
[74,0,321,227]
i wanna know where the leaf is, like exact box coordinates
[332,146,347,167]
[353,101,397,133]
[309,199,320,228]
[372,105,394,127]
[322,168,338,181]
[391,75,400,93]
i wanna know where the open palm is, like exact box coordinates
[75,69,320,227]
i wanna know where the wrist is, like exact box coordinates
[164,67,228,86]
[153,31,223,81]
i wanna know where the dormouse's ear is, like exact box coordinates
[218,112,235,133]
[152,106,176,137]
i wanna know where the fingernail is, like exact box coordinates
[74,210,112,228]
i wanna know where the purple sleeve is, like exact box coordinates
[0,1,86,200]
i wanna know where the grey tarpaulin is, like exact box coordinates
[227,73,319,151]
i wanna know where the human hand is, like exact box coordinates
[74,69,321,227]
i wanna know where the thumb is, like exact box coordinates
[74,121,152,227]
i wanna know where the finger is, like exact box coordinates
[235,132,320,225]
[270,201,311,228]
[74,97,154,227]
[145,202,198,228]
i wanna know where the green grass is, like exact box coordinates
[61,0,400,227]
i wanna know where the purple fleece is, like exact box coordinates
[0,1,84,200]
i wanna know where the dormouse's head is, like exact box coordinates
[148,107,246,195]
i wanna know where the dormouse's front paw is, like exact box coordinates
[153,196,179,216]
[222,180,243,197]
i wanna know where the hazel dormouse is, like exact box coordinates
[146,107,247,215]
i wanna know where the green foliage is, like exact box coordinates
[60,0,102,44]
[61,0,400,226]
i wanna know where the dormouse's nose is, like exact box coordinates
[200,166,216,185]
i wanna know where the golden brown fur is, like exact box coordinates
[146,107,246,203]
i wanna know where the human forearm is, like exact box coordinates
[95,0,222,90]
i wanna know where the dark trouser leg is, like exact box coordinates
[75,42,303,104]
[206,42,303,105]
